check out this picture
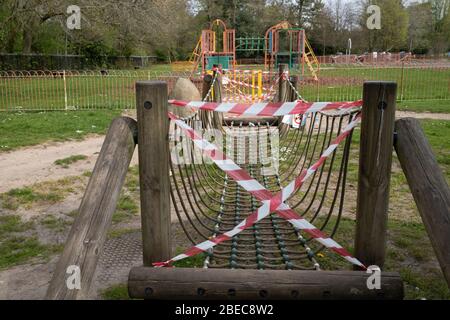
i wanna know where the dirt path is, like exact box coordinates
[0,111,448,194]
[0,136,138,193]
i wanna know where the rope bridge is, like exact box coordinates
[46,70,407,300]
[124,76,403,300]
[163,107,362,270]
[165,70,364,269]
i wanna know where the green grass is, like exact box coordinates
[112,195,139,224]
[0,110,121,152]
[1,177,81,210]
[39,215,71,232]
[419,120,450,181]
[0,215,33,236]
[0,214,63,269]
[54,155,88,168]
[101,284,130,300]
[173,250,206,268]
[313,217,450,299]
[295,66,450,106]
[397,100,449,113]
[0,237,59,269]
[1,187,63,210]
[400,268,450,300]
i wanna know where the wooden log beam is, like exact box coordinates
[354,81,397,269]
[394,117,450,287]
[46,116,138,300]
[136,81,171,266]
[128,268,404,300]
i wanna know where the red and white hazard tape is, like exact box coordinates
[225,77,271,92]
[169,99,363,117]
[153,112,365,269]
[223,82,255,103]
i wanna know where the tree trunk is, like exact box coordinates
[22,26,34,54]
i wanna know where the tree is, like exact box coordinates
[359,0,409,51]
[429,0,450,53]
[407,1,433,53]
[290,0,314,26]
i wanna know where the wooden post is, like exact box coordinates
[128,268,404,300]
[136,81,171,266]
[289,75,299,101]
[46,117,138,299]
[278,64,291,135]
[278,64,289,102]
[201,74,213,101]
[200,74,213,128]
[394,118,450,287]
[212,70,223,129]
[354,81,397,269]
[200,73,222,129]
[212,70,222,103]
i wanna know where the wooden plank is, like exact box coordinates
[136,81,171,266]
[394,117,450,287]
[128,267,404,300]
[46,116,138,299]
[354,81,397,269]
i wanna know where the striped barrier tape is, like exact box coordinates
[222,74,282,103]
[259,75,282,102]
[223,81,255,103]
[168,99,363,117]
[153,112,365,269]
[225,77,272,92]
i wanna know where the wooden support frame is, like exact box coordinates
[124,81,406,301]
[46,117,138,299]
[278,64,289,102]
[136,81,171,266]
[354,81,397,269]
[394,118,450,287]
[128,267,404,300]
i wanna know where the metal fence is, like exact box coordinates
[0,70,200,111]
[0,64,448,111]
[299,63,450,103]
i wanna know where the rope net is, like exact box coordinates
[164,74,362,271]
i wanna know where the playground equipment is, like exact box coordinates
[187,20,320,80]
[264,21,320,80]
[189,19,236,75]
[45,67,450,300]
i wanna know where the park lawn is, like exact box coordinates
[419,119,450,181]
[397,100,449,113]
[0,110,122,152]
[0,65,448,112]
[298,66,449,103]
